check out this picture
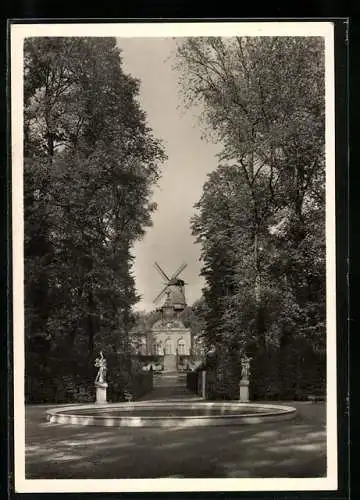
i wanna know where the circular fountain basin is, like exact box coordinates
[46,400,296,428]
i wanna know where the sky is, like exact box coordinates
[117,38,221,312]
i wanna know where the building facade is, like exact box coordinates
[151,317,191,356]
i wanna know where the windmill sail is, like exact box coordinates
[153,285,169,304]
[171,262,187,280]
[154,262,170,281]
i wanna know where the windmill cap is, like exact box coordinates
[169,278,185,285]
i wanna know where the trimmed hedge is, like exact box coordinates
[250,343,326,401]
[25,350,154,404]
[25,353,95,404]
[107,369,153,402]
[186,342,326,401]
[186,371,199,394]
[136,354,164,363]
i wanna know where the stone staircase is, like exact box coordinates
[148,371,197,401]
[163,354,177,372]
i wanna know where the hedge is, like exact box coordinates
[185,342,326,401]
[25,350,154,404]
[186,371,199,394]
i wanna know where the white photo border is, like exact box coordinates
[11,21,337,494]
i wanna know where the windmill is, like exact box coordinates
[153,261,187,312]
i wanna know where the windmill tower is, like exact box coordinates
[153,262,187,319]
[151,261,191,370]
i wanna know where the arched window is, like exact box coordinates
[152,342,160,355]
[164,338,172,355]
[177,338,185,355]
[140,338,146,355]
[155,341,163,355]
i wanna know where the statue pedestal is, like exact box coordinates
[239,379,249,402]
[95,382,108,404]
[201,370,207,399]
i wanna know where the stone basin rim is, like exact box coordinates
[47,401,296,409]
[46,402,297,425]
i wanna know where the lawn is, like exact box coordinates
[25,402,326,479]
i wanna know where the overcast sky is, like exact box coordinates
[117,38,221,312]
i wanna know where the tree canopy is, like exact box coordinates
[176,36,326,399]
[24,37,166,402]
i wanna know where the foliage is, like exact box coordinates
[106,353,153,402]
[176,36,326,399]
[24,37,166,402]
[178,298,207,336]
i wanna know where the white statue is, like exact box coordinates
[241,355,252,381]
[95,351,107,385]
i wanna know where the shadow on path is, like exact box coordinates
[25,372,326,479]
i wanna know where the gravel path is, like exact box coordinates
[25,373,326,479]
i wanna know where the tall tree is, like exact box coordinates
[176,36,326,398]
[24,37,166,401]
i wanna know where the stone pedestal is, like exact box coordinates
[239,379,249,402]
[201,370,207,399]
[95,382,108,404]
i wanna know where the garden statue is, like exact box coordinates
[239,354,252,403]
[95,351,107,385]
[240,354,251,381]
[94,351,108,404]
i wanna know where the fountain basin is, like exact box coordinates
[46,400,296,428]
